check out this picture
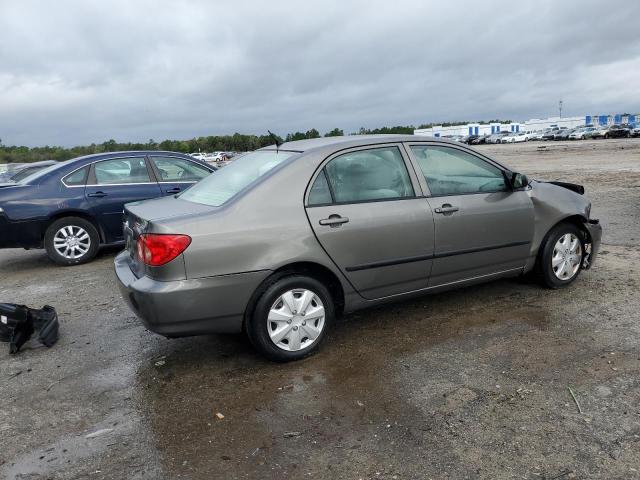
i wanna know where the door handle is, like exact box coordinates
[319,215,349,227]
[434,204,459,214]
[166,187,181,194]
[87,191,107,198]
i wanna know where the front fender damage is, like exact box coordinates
[582,219,602,269]
[527,181,602,271]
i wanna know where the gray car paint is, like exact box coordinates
[115,135,601,336]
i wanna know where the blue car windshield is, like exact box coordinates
[180,150,298,207]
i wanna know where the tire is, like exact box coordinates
[246,275,334,362]
[537,223,585,289]
[44,216,100,266]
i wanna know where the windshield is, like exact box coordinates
[180,150,298,207]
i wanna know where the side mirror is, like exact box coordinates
[510,172,529,189]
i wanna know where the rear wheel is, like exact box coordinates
[246,275,334,362]
[44,217,100,266]
[537,223,584,288]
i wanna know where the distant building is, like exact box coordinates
[414,112,638,137]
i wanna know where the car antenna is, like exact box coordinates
[268,130,281,152]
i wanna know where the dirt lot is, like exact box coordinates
[1,138,639,480]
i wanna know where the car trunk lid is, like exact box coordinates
[123,196,215,279]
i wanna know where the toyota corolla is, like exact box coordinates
[115,135,602,361]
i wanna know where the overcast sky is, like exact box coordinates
[1,0,640,147]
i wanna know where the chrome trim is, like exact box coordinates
[157,181,198,184]
[59,154,206,189]
[427,267,523,289]
[85,182,156,187]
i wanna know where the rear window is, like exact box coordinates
[179,150,297,206]
[17,162,63,184]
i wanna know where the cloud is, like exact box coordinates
[1,0,639,146]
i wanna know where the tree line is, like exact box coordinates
[0,120,512,164]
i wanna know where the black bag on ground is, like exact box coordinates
[0,304,59,354]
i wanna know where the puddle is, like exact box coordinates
[134,279,559,478]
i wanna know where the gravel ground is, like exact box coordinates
[1,138,639,480]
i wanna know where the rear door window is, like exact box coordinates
[150,156,211,182]
[93,158,151,185]
[320,146,414,204]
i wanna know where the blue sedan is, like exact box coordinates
[0,151,216,265]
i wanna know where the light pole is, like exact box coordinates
[559,99,563,119]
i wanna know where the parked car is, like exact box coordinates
[585,126,606,139]
[115,135,602,361]
[527,131,544,141]
[569,127,594,140]
[0,151,216,265]
[542,128,561,141]
[602,125,631,139]
[0,160,58,187]
[503,131,530,143]
[470,134,489,145]
[190,152,208,161]
[507,132,527,143]
[486,132,509,144]
[554,128,575,141]
[631,125,640,137]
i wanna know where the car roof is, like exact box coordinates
[260,134,466,153]
[59,150,196,168]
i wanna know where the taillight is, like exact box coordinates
[136,234,191,266]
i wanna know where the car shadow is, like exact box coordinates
[0,245,124,273]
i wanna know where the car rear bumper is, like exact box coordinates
[0,214,43,249]
[583,219,602,269]
[114,251,271,336]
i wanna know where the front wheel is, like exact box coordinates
[246,275,334,362]
[538,223,585,288]
[44,217,100,266]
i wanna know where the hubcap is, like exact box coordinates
[53,225,91,259]
[267,289,325,352]
[551,233,582,280]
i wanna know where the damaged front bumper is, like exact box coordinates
[582,219,602,269]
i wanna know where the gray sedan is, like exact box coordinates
[115,135,602,361]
